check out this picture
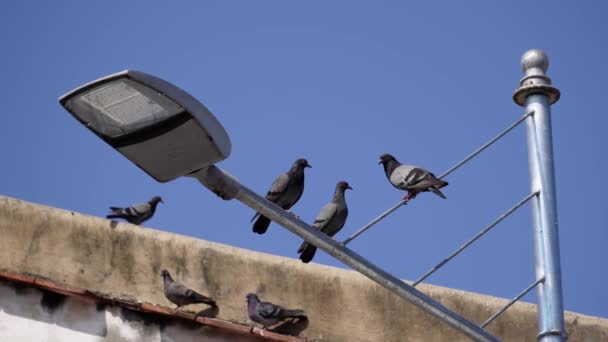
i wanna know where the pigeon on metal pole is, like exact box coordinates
[160,269,216,313]
[245,293,307,329]
[378,153,448,202]
[106,196,163,225]
[298,181,351,263]
[251,158,311,234]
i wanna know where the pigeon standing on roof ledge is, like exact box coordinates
[251,158,311,234]
[245,293,307,329]
[161,269,216,312]
[378,153,448,201]
[106,196,163,225]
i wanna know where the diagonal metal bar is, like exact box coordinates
[192,166,501,342]
[438,110,534,179]
[412,191,539,287]
[342,199,407,245]
[481,277,545,328]
[342,111,534,245]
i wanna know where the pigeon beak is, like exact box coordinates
[161,199,165,204]
[378,159,382,165]
[347,186,353,190]
[306,164,312,168]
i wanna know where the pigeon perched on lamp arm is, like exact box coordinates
[298,181,351,263]
[245,293,307,329]
[251,158,311,234]
[378,153,448,202]
[106,196,163,225]
[160,269,216,312]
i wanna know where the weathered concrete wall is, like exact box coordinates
[0,195,607,341]
[0,279,266,342]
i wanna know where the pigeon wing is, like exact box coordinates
[250,173,291,223]
[266,173,290,202]
[128,202,152,215]
[168,282,190,298]
[390,164,427,189]
[257,301,283,319]
[312,202,338,230]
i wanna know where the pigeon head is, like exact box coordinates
[150,196,164,204]
[245,293,260,303]
[294,158,311,169]
[336,181,353,191]
[378,153,397,165]
[160,269,171,278]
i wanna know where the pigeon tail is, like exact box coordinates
[296,241,308,254]
[430,186,447,199]
[429,179,448,199]
[190,291,216,307]
[252,215,271,234]
[282,309,307,319]
[299,244,317,263]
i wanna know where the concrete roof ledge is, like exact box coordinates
[0,195,606,341]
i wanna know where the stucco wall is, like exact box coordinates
[0,279,266,342]
[0,195,607,341]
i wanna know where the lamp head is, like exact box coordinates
[59,70,231,182]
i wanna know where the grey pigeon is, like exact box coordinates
[106,196,163,225]
[160,269,216,312]
[378,153,448,201]
[298,181,351,263]
[251,158,311,234]
[245,293,306,329]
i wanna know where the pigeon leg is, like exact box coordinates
[175,305,182,314]
[402,191,419,202]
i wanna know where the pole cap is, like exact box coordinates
[513,49,560,106]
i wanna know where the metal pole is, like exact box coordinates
[513,49,565,341]
[190,166,500,342]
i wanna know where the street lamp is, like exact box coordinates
[59,70,500,342]
[59,70,231,182]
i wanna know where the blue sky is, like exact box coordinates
[2,1,606,321]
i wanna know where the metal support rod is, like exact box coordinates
[342,199,406,245]
[342,110,533,245]
[439,110,533,179]
[514,49,565,341]
[412,191,538,287]
[481,277,545,328]
[191,166,500,342]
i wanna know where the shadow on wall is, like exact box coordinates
[270,317,309,336]
[0,279,108,337]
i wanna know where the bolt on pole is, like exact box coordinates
[513,49,565,341]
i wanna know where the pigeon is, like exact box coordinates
[106,196,163,225]
[298,181,351,263]
[160,269,216,312]
[251,158,311,234]
[245,293,306,329]
[378,153,448,201]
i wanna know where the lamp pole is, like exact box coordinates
[514,49,565,341]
